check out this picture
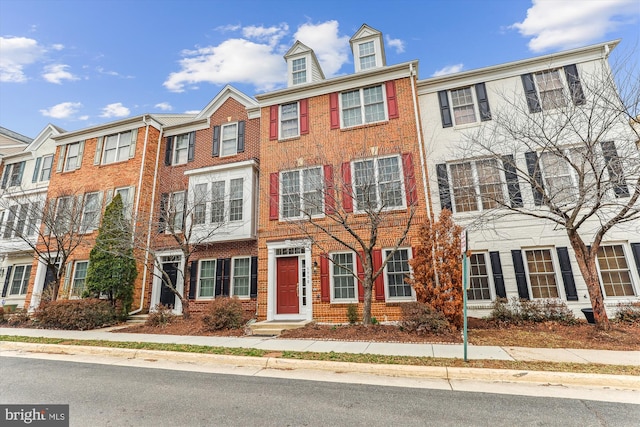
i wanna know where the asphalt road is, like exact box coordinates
[1,357,638,427]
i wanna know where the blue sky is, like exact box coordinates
[1,0,639,139]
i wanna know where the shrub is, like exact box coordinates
[146,305,177,327]
[346,304,358,324]
[35,299,117,330]
[202,297,247,331]
[401,302,452,335]
[0,307,5,324]
[489,297,576,324]
[6,308,31,326]
[615,302,640,324]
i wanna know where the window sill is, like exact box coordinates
[330,300,359,305]
[339,120,388,132]
[278,135,301,143]
[100,158,131,167]
[452,121,481,131]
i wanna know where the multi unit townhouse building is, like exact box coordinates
[2,24,638,322]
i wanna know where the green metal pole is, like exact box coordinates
[463,252,468,362]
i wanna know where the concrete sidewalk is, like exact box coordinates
[1,327,638,366]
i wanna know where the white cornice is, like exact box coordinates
[184,159,258,176]
[53,115,161,144]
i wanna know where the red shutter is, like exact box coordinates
[386,81,399,119]
[324,164,335,215]
[269,105,278,140]
[373,249,385,301]
[269,172,279,220]
[341,162,353,212]
[320,254,330,302]
[402,152,418,206]
[329,92,340,129]
[356,251,365,302]
[299,98,309,135]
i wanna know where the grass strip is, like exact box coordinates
[1,335,637,376]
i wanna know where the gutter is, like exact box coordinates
[409,63,432,222]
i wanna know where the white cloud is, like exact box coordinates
[154,102,172,111]
[293,21,350,77]
[40,101,83,119]
[0,36,45,82]
[51,44,64,51]
[512,0,640,52]
[385,35,405,54]
[42,64,79,84]
[242,23,289,47]
[100,102,130,118]
[432,63,464,77]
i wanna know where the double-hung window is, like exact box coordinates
[71,261,88,297]
[292,58,306,85]
[64,142,80,171]
[341,85,385,127]
[540,147,596,205]
[597,245,635,297]
[103,131,132,164]
[449,159,505,213]
[220,123,238,157]
[115,186,134,220]
[81,192,101,231]
[173,133,189,165]
[353,156,403,211]
[14,203,29,237]
[524,249,559,298]
[280,102,299,139]
[385,249,413,300]
[450,87,477,125]
[210,181,226,223]
[232,257,251,298]
[193,183,207,226]
[229,178,243,222]
[535,70,566,110]
[332,252,356,301]
[357,41,376,71]
[198,259,216,298]
[170,191,185,231]
[467,253,492,300]
[55,196,74,233]
[39,155,53,181]
[1,162,26,188]
[2,206,18,238]
[9,264,32,296]
[281,167,323,219]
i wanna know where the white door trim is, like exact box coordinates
[266,240,312,321]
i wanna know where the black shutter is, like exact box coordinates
[501,155,523,208]
[222,258,231,296]
[511,250,530,299]
[489,252,506,298]
[214,258,224,296]
[437,90,453,128]
[436,163,452,210]
[524,151,544,206]
[164,137,173,166]
[158,193,168,233]
[237,121,245,153]
[1,165,10,189]
[212,126,220,157]
[564,64,585,106]
[250,255,258,298]
[32,157,42,183]
[187,131,195,162]
[475,83,491,121]
[600,141,629,197]
[630,243,640,281]
[556,247,578,301]
[1,265,12,297]
[188,261,198,299]
[521,73,541,113]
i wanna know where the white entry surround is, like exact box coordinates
[266,239,313,321]
[150,250,184,314]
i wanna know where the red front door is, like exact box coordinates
[277,256,299,314]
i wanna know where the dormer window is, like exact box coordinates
[358,41,376,71]
[292,58,306,85]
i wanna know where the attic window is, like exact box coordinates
[358,41,376,70]
[292,58,306,85]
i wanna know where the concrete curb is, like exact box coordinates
[2,341,638,390]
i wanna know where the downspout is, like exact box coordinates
[409,63,433,221]
[130,119,163,315]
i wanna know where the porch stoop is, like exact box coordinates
[126,314,150,324]
[250,320,311,336]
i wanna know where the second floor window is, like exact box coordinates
[341,85,385,128]
[1,161,25,189]
[353,156,403,211]
[81,192,101,231]
[281,167,323,219]
[173,133,189,165]
[449,159,505,213]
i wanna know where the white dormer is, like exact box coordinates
[284,41,325,87]
[350,24,386,73]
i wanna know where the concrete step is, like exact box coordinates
[249,320,311,336]
[126,314,150,324]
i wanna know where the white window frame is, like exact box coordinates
[9,161,25,187]
[467,252,494,302]
[330,251,358,303]
[353,39,382,72]
[173,133,190,166]
[279,101,300,139]
[26,201,41,237]
[352,155,405,212]
[534,69,567,110]
[102,131,132,165]
[114,186,134,220]
[231,256,251,299]
[340,84,387,128]
[9,264,32,296]
[539,146,601,205]
[448,159,508,214]
[39,155,53,181]
[280,167,324,220]
[448,87,478,126]
[81,192,101,232]
[197,259,216,299]
[192,183,208,226]
[595,243,637,299]
[292,57,307,85]
[228,178,244,222]
[64,142,81,171]
[522,248,563,300]
[210,181,226,224]
[220,123,239,157]
[383,248,415,302]
[169,191,185,232]
[55,196,74,233]
[70,260,89,298]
